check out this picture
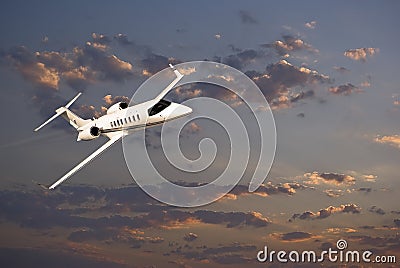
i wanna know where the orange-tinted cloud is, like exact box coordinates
[375,135,400,149]
[262,35,319,56]
[304,171,356,186]
[305,20,317,29]
[344,47,379,62]
[291,204,361,221]
[329,83,361,95]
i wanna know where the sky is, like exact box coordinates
[0,0,399,267]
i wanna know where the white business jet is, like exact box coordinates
[34,64,191,189]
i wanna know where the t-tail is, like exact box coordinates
[34,93,89,132]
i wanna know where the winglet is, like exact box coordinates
[169,63,183,80]
[32,180,50,190]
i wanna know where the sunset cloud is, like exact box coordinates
[6,35,134,92]
[344,47,379,62]
[247,59,330,106]
[304,171,356,186]
[375,135,400,148]
[291,204,361,221]
[262,35,319,56]
[305,20,317,29]
[329,83,360,95]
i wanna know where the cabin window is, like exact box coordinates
[124,118,127,124]
[128,117,132,123]
[111,122,114,127]
[148,99,171,116]
[132,116,136,122]
[137,114,140,121]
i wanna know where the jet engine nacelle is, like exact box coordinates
[77,126,100,141]
[107,102,128,115]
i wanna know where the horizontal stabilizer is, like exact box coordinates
[34,92,82,132]
[34,110,64,132]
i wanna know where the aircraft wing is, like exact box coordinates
[48,133,124,189]
[153,64,184,102]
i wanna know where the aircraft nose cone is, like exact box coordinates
[184,105,193,115]
[166,103,192,119]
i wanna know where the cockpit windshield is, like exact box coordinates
[148,99,171,116]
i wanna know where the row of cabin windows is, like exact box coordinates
[110,114,140,128]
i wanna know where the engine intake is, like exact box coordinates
[107,101,128,114]
[90,126,100,137]
[77,126,101,141]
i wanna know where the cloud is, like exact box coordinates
[344,47,379,62]
[278,231,313,242]
[360,81,371,88]
[222,49,260,70]
[72,104,102,119]
[375,135,400,149]
[238,10,258,24]
[362,174,377,182]
[193,210,270,228]
[0,185,274,231]
[103,94,128,105]
[323,189,344,198]
[91,32,112,46]
[5,34,134,91]
[73,41,133,81]
[174,243,256,264]
[41,36,49,43]
[229,182,309,198]
[329,83,360,95]
[71,94,130,119]
[291,204,361,221]
[140,53,179,76]
[184,122,201,134]
[357,187,372,193]
[304,171,356,186]
[2,34,138,129]
[368,206,385,215]
[0,247,127,268]
[348,234,400,249]
[305,20,317,29]
[113,33,152,56]
[262,35,319,57]
[183,232,198,242]
[6,46,60,89]
[297,112,305,118]
[333,66,350,74]
[246,60,331,109]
